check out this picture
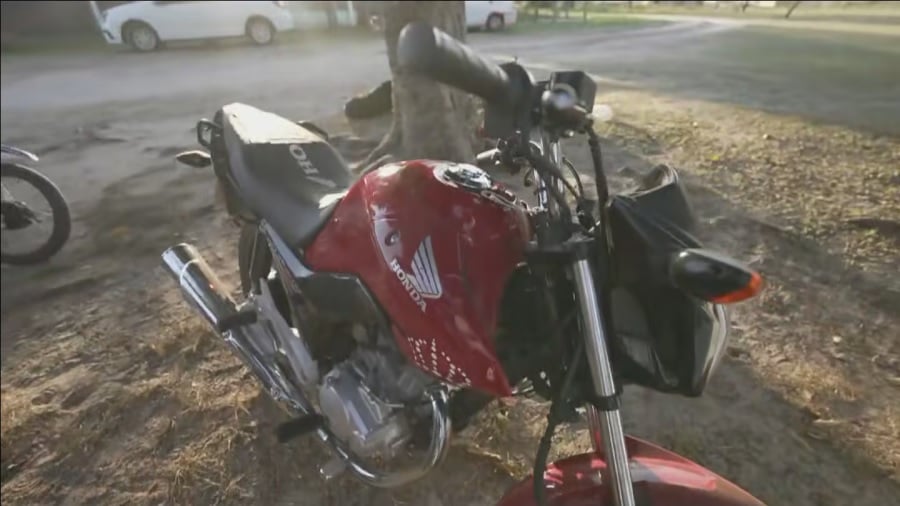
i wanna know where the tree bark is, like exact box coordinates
[362,1,478,167]
[785,1,801,19]
[325,1,339,30]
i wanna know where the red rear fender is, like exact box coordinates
[497,436,765,506]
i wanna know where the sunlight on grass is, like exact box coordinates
[576,2,900,22]
[510,13,660,34]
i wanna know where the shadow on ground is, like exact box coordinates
[2,107,898,505]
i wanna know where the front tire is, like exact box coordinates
[1,163,71,266]
[247,17,276,46]
[124,21,159,52]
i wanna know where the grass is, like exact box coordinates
[701,25,900,81]
[568,3,900,23]
[508,14,660,34]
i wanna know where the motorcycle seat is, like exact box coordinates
[219,103,352,249]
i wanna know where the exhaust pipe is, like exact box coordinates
[161,243,284,393]
[160,243,451,488]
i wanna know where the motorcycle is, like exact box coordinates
[1,145,71,265]
[162,22,766,506]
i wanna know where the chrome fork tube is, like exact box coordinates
[548,140,563,167]
[571,259,635,506]
[534,136,568,218]
[586,404,603,452]
[539,130,634,504]
[536,136,552,209]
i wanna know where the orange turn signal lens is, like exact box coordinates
[710,271,763,304]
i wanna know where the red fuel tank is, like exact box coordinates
[305,160,531,396]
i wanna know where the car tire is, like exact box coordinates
[486,13,505,32]
[247,17,276,46]
[124,21,159,52]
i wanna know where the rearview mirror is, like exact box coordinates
[669,249,762,304]
[176,150,212,169]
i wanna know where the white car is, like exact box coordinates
[98,1,295,52]
[465,1,518,31]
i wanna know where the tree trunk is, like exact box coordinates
[785,1,801,18]
[362,1,478,167]
[741,1,750,13]
[326,1,339,30]
[87,1,104,32]
[583,1,588,22]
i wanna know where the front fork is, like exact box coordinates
[571,258,635,506]
[539,136,636,506]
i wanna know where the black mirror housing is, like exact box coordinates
[669,249,762,304]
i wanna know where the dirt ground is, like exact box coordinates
[2,19,899,506]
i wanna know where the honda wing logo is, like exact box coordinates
[410,236,443,299]
[391,236,442,312]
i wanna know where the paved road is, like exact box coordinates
[2,18,896,236]
[1,17,896,231]
[3,19,898,135]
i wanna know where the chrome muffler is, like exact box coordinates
[160,243,451,488]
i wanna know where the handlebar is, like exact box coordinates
[396,22,604,221]
[397,22,514,107]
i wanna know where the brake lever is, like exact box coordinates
[475,148,501,170]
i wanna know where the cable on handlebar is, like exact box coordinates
[527,154,574,223]
[562,157,585,200]
[585,127,609,206]
[525,149,600,229]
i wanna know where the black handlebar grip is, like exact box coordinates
[398,22,512,106]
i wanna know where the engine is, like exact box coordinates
[316,330,435,459]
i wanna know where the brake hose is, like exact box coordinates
[585,128,609,205]
[533,332,585,506]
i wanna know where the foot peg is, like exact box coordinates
[319,457,347,481]
[215,306,257,333]
[275,414,324,443]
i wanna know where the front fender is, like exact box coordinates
[0,145,39,163]
[497,436,765,506]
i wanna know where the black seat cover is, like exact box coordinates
[220,103,352,248]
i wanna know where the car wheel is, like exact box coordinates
[125,22,159,52]
[247,18,275,46]
[486,13,505,32]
